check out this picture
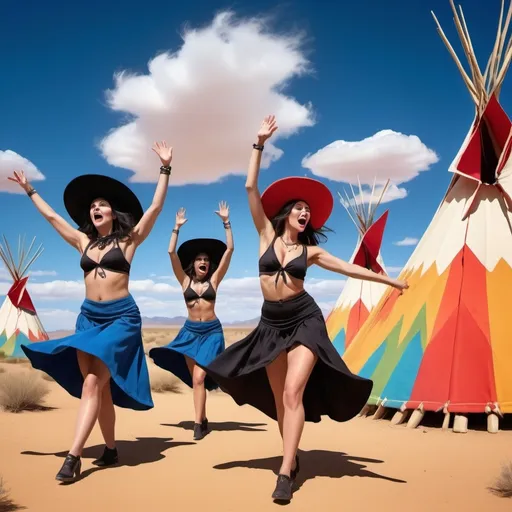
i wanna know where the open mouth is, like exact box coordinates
[93,213,103,222]
[298,218,306,226]
[199,265,207,272]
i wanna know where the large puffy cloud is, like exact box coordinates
[302,130,439,193]
[100,12,314,185]
[338,182,408,207]
[0,150,46,193]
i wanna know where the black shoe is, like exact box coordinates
[193,423,206,440]
[92,446,118,467]
[291,455,300,480]
[201,417,208,432]
[56,454,81,482]
[272,474,293,502]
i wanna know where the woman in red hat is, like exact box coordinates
[201,116,408,503]
[9,141,173,483]
[149,202,233,441]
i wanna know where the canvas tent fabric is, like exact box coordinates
[342,1,512,419]
[326,181,390,355]
[0,237,49,357]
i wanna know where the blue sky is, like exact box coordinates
[0,1,507,330]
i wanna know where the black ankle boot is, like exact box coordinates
[56,454,81,482]
[193,422,206,440]
[92,446,118,467]
[271,474,293,502]
[201,417,208,432]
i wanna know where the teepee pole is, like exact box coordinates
[2,236,20,281]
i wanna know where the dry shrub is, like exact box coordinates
[0,371,50,412]
[0,368,5,374]
[0,477,24,511]
[149,364,182,394]
[2,358,30,366]
[489,462,512,498]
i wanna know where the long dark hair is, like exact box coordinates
[271,199,333,246]
[79,206,135,243]
[184,253,218,282]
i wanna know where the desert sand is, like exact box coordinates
[1,327,511,511]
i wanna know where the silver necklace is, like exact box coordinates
[280,237,298,252]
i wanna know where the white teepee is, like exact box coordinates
[0,236,49,358]
[343,0,512,433]
[326,179,390,355]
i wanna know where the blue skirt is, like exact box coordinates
[21,294,153,411]
[149,318,225,391]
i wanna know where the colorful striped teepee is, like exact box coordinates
[326,179,390,355]
[343,0,512,433]
[0,236,49,358]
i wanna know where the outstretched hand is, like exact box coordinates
[8,170,30,191]
[215,201,230,222]
[257,115,278,144]
[395,279,409,295]
[175,207,187,227]
[152,141,173,167]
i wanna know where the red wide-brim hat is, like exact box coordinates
[261,177,334,229]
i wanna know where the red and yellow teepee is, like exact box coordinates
[343,0,512,433]
[326,180,390,355]
[0,236,48,358]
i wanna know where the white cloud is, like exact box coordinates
[394,237,418,247]
[99,11,314,185]
[38,309,78,331]
[301,130,439,187]
[29,270,58,277]
[0,150,46,193]
[338,183,407,207]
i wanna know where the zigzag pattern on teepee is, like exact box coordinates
[343,0,512,433]
[0,235,49,358]
[326,178,390,355]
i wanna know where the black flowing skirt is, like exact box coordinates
[200,290,373,423]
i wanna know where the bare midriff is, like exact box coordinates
[84,272,131,302]
[259,273,305,302]
[185,298,218,322]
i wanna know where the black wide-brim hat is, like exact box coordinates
[63,174,144,227]
[177,238,227,269]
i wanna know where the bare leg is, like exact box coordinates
[265,351,287,438]
[279,344,317,477]
[97,383,116,449]
[185,356,207,423]
[69,355,111,456]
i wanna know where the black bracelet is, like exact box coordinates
[223,221,231,229]
[253,143,264,151]
[27,188,37,197]
[172,228,179,234]
[160,165,172,175]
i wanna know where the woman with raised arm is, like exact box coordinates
[200,116,408,503]
[9,141,173,483]
[150,202,233,440]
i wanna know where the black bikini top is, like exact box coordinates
[80,238,131,277]
[259,235,307,285]
[183,278,217,303]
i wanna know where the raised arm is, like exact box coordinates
[168,207,188,285]
[131,141,173,245]
[211,201,234,286]
[8,171,86,251]
[245,116,278,236]
[310,246,409,293]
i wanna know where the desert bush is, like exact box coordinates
[0,371,50,412]
[489,462,512,498]
[0,477,24,511]
[0,367,5,374]
[149,364,181,394]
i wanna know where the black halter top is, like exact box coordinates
[183,278,217,303]
[80,239,131,277]
[259,235,307,285]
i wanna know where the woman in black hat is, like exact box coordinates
[149,202,233,440]
[9,141,173,482]
[199,116,409,503]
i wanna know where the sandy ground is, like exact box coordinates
[1,328,511,511]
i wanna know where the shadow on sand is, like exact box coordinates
[162,420,267,434]
[21,436,194,483]
[214,449,406,500]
